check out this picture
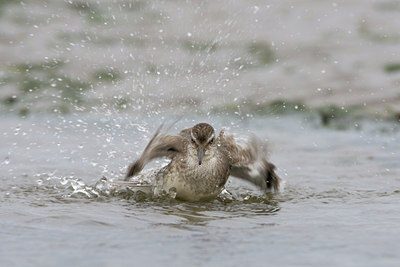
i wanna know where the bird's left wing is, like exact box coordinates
[125,126,186,180]
[219,132,281,192]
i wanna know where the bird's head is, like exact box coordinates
[190,123,215,165]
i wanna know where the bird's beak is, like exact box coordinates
[197,147,205,165]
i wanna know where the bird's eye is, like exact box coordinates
[209,137,214,144]
[191,138,196,144]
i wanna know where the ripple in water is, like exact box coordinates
[3,173,282,208]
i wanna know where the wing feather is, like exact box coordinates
[125,126,185,180]
[220,133,281,192]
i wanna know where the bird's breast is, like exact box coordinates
[160,153,230,201]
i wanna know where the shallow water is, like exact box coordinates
[1,114,399,266]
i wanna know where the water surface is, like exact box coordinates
[1,114,399,266]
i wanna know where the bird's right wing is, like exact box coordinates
[219,132,281,192]
[125,126,186,180]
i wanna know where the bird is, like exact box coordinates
[124,122,281,201]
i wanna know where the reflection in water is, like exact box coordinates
[154,200,280,228]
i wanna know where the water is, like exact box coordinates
[1,114,399,266]
[1,0,400,265]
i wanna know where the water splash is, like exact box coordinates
[12,173,281,205]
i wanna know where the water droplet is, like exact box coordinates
[60,177,68,185]
[253,6,260,14]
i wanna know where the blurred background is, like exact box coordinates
[1,0,399,120]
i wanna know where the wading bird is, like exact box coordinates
[125,123,281,201]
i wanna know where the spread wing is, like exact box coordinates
[125,125,186,180]
[219,131,281,192]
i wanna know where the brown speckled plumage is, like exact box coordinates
[125,123,281,201]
